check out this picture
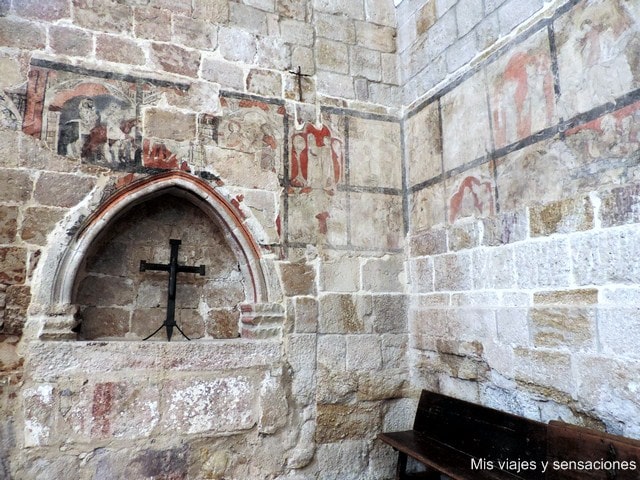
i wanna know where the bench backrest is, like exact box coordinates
[547,420,640,479]
[413,391,547,480]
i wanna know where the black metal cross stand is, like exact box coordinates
[289,66,311,102]
[140,239,206,341]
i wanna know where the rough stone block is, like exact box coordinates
[256,36,290,70]
[206,309,240,339]
[76,274,135,307]
[0,18,45,51]
[497,0,543,35]
[348,117,402,189]
[172,14,217,50]
[369,83,402,107]
[192,0,229,23]
[134,7,172,41]
[291,45,315,76]
[597,308,640,360]
[409,256,434,293]
[319,256,360,292]
[0,248,26,285]
[96,34,146,65]
[357,368,407,401]
[292,296,318,333]
[318,293,366,334]
[424,8,457,60]
[571,227,640,286]
[278,18,314,46]
[316,441,369,479]
[381,333,409,369]
[230,3,269,35]
[530,196,594,237]
[79,306,130,339]
[278,262,316,296]
[15,0,70,20]
[533,288,598,306]
[201,57,245,91]
[513,238,571,289]
[446,33,478,73]
[316,403,381,443]
[246,69,282,97]
[0,206,18,243]
[481,210,528,246]
[162,376,256,434]
[314,12,356,44]
[317,334,346,370]
[355,21,396,53]
[449,219,481,251]
[365,0,396,27]
[316,71,355,99]
[433,252,473,291]
[496,307,530,346]
[150,43,200,77]
[349,192,404,250]
[346,334,382,370]
[350,46,382,82]
[409,226,448,256]
[600,184,640,228]
[288,333,317,373]
[441,71,491,171]
[218,26,258,63]
[316,38,349,74]
[530,307,596,350]
[143,108,197,142]
[49,26,93,57]
[313,0,364,20]
[370,294,408,334]
[258,374,288,434]
[575,355,640,438]
[456,0,484,36]
[513,347,574,396]
[362,255,405,292]
[278,0,308,20]
[73,0,133,34]
[472,246,516,290]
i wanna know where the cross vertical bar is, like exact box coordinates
[140,239,206,341]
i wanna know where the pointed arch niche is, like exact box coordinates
[37,171,283,341]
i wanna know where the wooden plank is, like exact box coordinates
[411,391,547,479]
[378,431,536,480]
[547,421,640,480]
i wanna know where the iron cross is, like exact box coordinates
[140,239,206,341]
[289,66,311,102]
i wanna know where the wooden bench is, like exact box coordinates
[546,420,640,479]
[378,390,547,479]
[378,390,640,480]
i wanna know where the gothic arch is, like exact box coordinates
[31,171,277,339]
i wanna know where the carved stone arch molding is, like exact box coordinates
[31,170,283,340]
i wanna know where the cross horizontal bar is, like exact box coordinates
[139,260,170,272]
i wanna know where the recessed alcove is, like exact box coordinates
[74,193,245,341]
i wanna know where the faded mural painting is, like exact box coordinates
[12,62,193,171]
[289,122,344,196]
[448,175,495,223]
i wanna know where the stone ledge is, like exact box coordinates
[25,339,282,381]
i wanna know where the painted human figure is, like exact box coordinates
[59,97,99,158]
[290,123,343,195]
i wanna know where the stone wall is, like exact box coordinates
[0,0,408,479]
[397,0,555,106]
[405,0,640,438]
